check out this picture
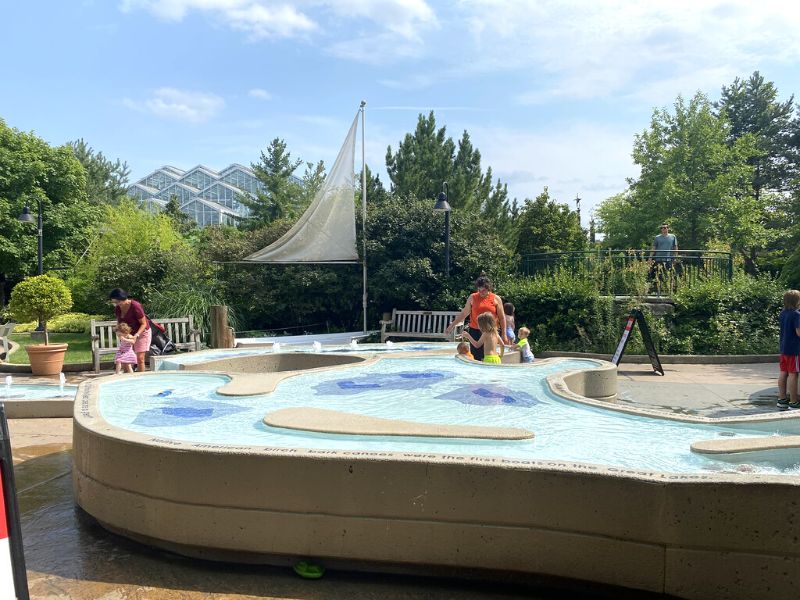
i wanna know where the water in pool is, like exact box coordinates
[153,343,453,370]
[99,356,800,475]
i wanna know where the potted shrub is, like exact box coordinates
[8,274,73,375]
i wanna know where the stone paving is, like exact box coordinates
[4,362,788,599]
[615,361,782,418]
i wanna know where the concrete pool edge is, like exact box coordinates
[74,367,800,600]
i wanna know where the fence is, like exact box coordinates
[519,250,733,295]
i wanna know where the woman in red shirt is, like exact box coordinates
[445,274,508,361]
[109,288,151,372]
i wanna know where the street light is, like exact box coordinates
[18,198,44,331]
[18,198,43,276]
[433,181,452,277]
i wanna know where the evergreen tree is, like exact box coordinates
[715,72,797,199]
[163,195,197,235]
[244,138,303,227]
[68,138,130,205]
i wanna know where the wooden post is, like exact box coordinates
[210,306,234,349]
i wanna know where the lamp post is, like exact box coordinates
[18,199,43,276]
[18,198,44,331]
[433,182,452,277]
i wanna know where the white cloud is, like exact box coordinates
[123,88,225,123]
[452,0,800,103]
[120,0,437,61]
[248,88,272,100]
[120,0,316,39]
[461,121,639,223]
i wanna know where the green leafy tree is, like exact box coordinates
[68,138,131,205]
[67,200,208,314]
[244,138,303,227]
[8,274,73,344]
[0,119,99,306]
[599,93,764,263]
[516,187,586,255]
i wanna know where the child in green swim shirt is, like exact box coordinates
[517,327,535,363]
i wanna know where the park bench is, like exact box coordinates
[90,317,201,373]
[0,321,15,360]
[380,310,463,343]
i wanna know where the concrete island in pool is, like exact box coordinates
[73,344,800,600]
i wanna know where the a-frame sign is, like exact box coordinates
[611,308,664,376]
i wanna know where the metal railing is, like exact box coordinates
[519,250,733,295]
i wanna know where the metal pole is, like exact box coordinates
[360,101,367,333]
[444,210,450,277]
[36,199,43,276]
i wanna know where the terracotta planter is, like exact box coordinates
[26,343,69,376]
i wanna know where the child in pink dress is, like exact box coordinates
[115,323,138,374]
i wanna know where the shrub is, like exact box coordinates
[500,270,619,354]
[8,275,73,344]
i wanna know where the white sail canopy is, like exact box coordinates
[244,113,359,264]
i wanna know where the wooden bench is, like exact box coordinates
[0,321,15,360]
[90,317,201,373]
[380,310,463,343]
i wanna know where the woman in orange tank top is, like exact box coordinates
[445,274,508,361]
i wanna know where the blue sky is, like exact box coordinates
[2,0,800,224]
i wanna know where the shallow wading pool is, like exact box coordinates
[101,357,799,473]
[73,351,800,600]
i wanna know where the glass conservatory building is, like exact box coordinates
[127,163,281,227]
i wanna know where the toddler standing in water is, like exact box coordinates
[516,326,535,363]
[115,322,138,374]
[503,302,516,343]
[463,312,504,364]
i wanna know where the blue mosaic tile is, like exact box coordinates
[436,384,539,407]
[315,370,455,396]
[133,398,248,427]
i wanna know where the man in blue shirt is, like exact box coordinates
[649,224,679,291]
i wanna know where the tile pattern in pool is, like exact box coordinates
[99,357,800,474]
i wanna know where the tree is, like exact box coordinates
[163,194,197,235]
[299,160,326,208]
[715,72,797,200]
[385,111,518,244]
[244,138,303,227]
[8,274,73,345]
[0,119,99,306]
[68,138,131,205]
[385,112,455,203]
[67,200,204,314]
[599,93,761,257]
[516,187,586,255]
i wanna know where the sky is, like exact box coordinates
[2,0,800,225]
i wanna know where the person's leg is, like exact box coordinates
[779,370,788,399]
[468,327,484,361]
[115,361,122,375]
[125,364,134,374]
[133,328,152,373]
[789,372,799,405]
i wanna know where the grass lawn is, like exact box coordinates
[7,332,94,364]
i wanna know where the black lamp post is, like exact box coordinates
[18,199,43,276]
[18,198,44,331]
[433,182,452,277]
